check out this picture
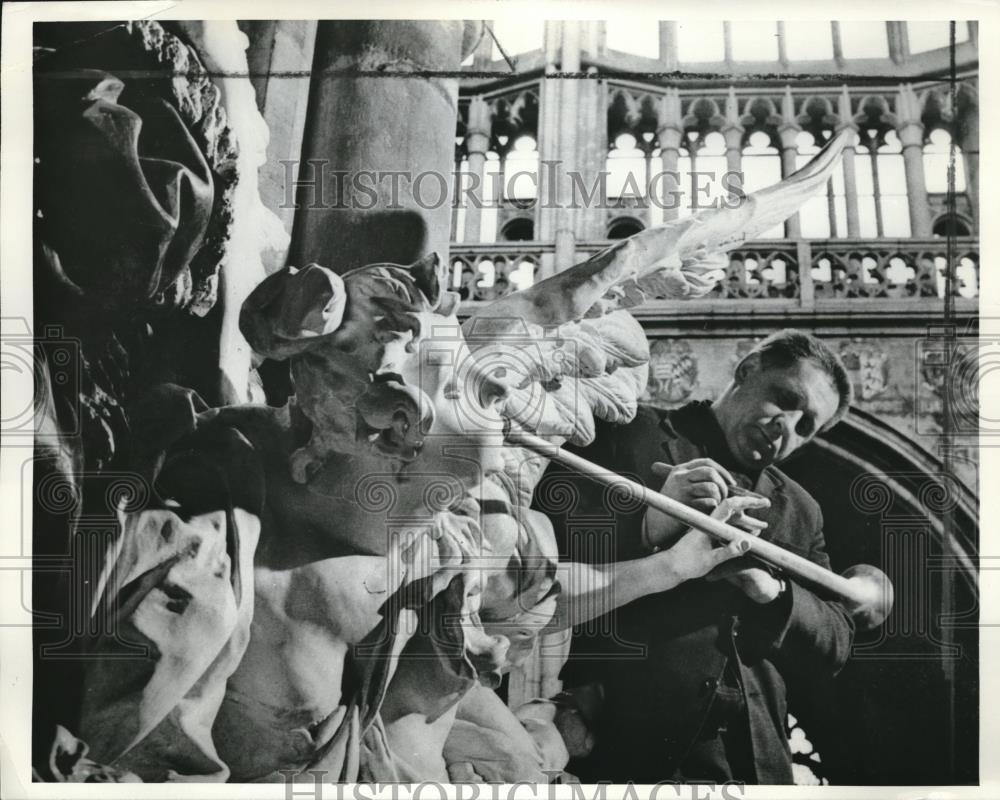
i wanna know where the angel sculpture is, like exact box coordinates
[69,130,849,783]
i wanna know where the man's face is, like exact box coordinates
[715,357,840,470]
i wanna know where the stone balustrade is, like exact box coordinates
[453,237,979,307]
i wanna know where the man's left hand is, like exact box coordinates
[707,559,786,604]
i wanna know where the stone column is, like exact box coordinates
[657,88,684,222]
[241,21,317,267]
[838,86,862,237]
[723,88,744,205]
[580,19,601,58]
[956,85,979,230]
[553,21,581,275]
[776,22,789,69]
[290,21,479,271]
[575,67,607,240]
[537,19,562,273]
[831,22,845,69]
[887,21,909,66]
[595,20,607,57]
[896,83,933,238]
[778,127,802,237]
[660,22,678,70]
[463,95,492,244]
[779,86,801,238]
[472,20,493,68]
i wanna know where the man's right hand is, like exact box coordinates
[643,459,737,549]
[649,494,768,586]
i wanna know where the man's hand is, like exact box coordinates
[651,494,770,587]
[702,491,784,604]
[644,459,737,549]
[707,560,786,604]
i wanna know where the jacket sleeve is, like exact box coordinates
[743,507,856,676]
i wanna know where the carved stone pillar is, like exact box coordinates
[659,21,678,70]
[831,21,845,69]
[290,21,480,271]
[242,20,317,266]
[887,21,909,66]
[463,95,492,244]
[779,87,801,238]
[580,19,601,58]
[722,127,744,201]
[657,89,684,223]
[544,18,562,65]
[575,67,607,240]
[778,126,802,237]
[956,86,979,230]
[537,69,560,246]
[839,86,862,237]
[723,87,744,204]
[537,21,562,279]
[896,83,933,238]
[553,21,581,274]
[472,20,493,68]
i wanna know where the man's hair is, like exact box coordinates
[740,329,853,430]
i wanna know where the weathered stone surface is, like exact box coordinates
[289,21,466,272]
[130,20,241,315]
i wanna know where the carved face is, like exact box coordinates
[240,254,507,491]
[396,307,508,484]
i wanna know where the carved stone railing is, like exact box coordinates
[452,237,979,310]
[450,242,553,302]
[809,237,979,300]
[716,243,802,299]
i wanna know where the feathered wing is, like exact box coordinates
[466,128,850,329]
[671,126,852,255]
[462,127,852,486]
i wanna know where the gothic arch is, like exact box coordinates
[606,216,646,239]
[797,95,840,139]
[780,407,977,784]
[853,93,898,133]
[489,89,540,152]
[932,213,973,237]
[740,95,783,142]
[682,96,726,140]
[500,215,535,241]
[607,88,659,139]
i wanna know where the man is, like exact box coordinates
[545,329,856,784]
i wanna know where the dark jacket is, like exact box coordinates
[547,404,855,784]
